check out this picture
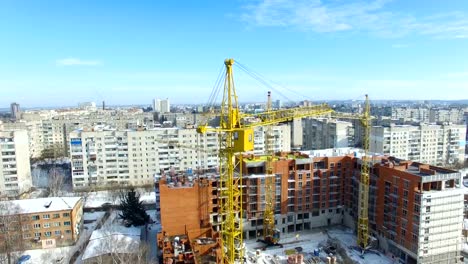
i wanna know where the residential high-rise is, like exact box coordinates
[10,102,20,121]
[69,128,218,189]
[0,130,32,197]
[153,98,170,113]
[372,160,463,264]
[153,98,161,112]
[160,98,170,113]
[370,123,466,166]
[302,118,354,150]
[253,125,291,155]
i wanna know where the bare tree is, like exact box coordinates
[0,201,24,264]
[48,167,64,197]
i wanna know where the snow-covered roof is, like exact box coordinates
[0,197,82,215]
[81,226,141,260]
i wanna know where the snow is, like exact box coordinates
[81,210,142,261]
[83,211,106,222]
[82,227,141,260]
[80,189,155,208]
[244,227,395,264]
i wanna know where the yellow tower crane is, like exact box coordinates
[357,95,371,250]
[258,91,282,249]
[197,58,333,263]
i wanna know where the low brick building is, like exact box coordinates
[0,197,83,251]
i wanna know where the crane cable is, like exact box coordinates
[235,62,295,105]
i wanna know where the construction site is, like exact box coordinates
[155,59,464,264]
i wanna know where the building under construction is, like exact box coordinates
[156,151,464,264]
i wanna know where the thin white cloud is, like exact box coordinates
[56,58,102,66]
[241,0,468,38]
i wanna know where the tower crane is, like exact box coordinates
[357,95,371,250]
[329,96,372,250]
[197,58,333,263]
[256,91,282,250]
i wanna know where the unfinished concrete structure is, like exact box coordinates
[156,152,464,264]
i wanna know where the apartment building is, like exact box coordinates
[253,125,291,155]
[371,160,463,264]
[392,107,430,122]
[157,152,355,240]
[302,118,354,150]
[69,128,218,189]
[391,107,466,124]
[156,151,464,263]
[370,124,466,166]
[0,197,83,250]
[429,108,466,124]
[0,130,32,197]
[153,98,170,113]
[3,109,155,158]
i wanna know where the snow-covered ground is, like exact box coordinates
[244,227,395,264]
[9,211,106,264]
[78,189,155,208]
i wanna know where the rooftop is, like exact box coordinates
[0,197,82,215]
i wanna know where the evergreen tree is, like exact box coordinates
[118,188,150,226]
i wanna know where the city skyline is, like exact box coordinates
[1,0,468,107]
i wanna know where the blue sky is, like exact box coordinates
[1,0,467,108]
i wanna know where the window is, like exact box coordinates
[54,222,60,227]
[64,221,71,226]
[46,240,53,245]
[425,228,429,234]
[22,225,29,231]
[43,214,50,219]
[55,230,61,236]
[43,223,50,228]
[426,206,431,213]
[44,232,51,237]
[23,233,31,239]
[33,223,41,229]
[31,215,40,221]
[63,213,70,217]
[53,214,60,219]
[65,230,72,234]
[403,180,409,188]
[34,232,41,237]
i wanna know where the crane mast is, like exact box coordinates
[262,91,279,247]
[218,58,244,263]
[357,94,371,250]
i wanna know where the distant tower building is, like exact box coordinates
[275,99,282,109]
[153,98,170,113]
[160,98,170,113]
[153,98,161,112]
[10,102,20,121]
